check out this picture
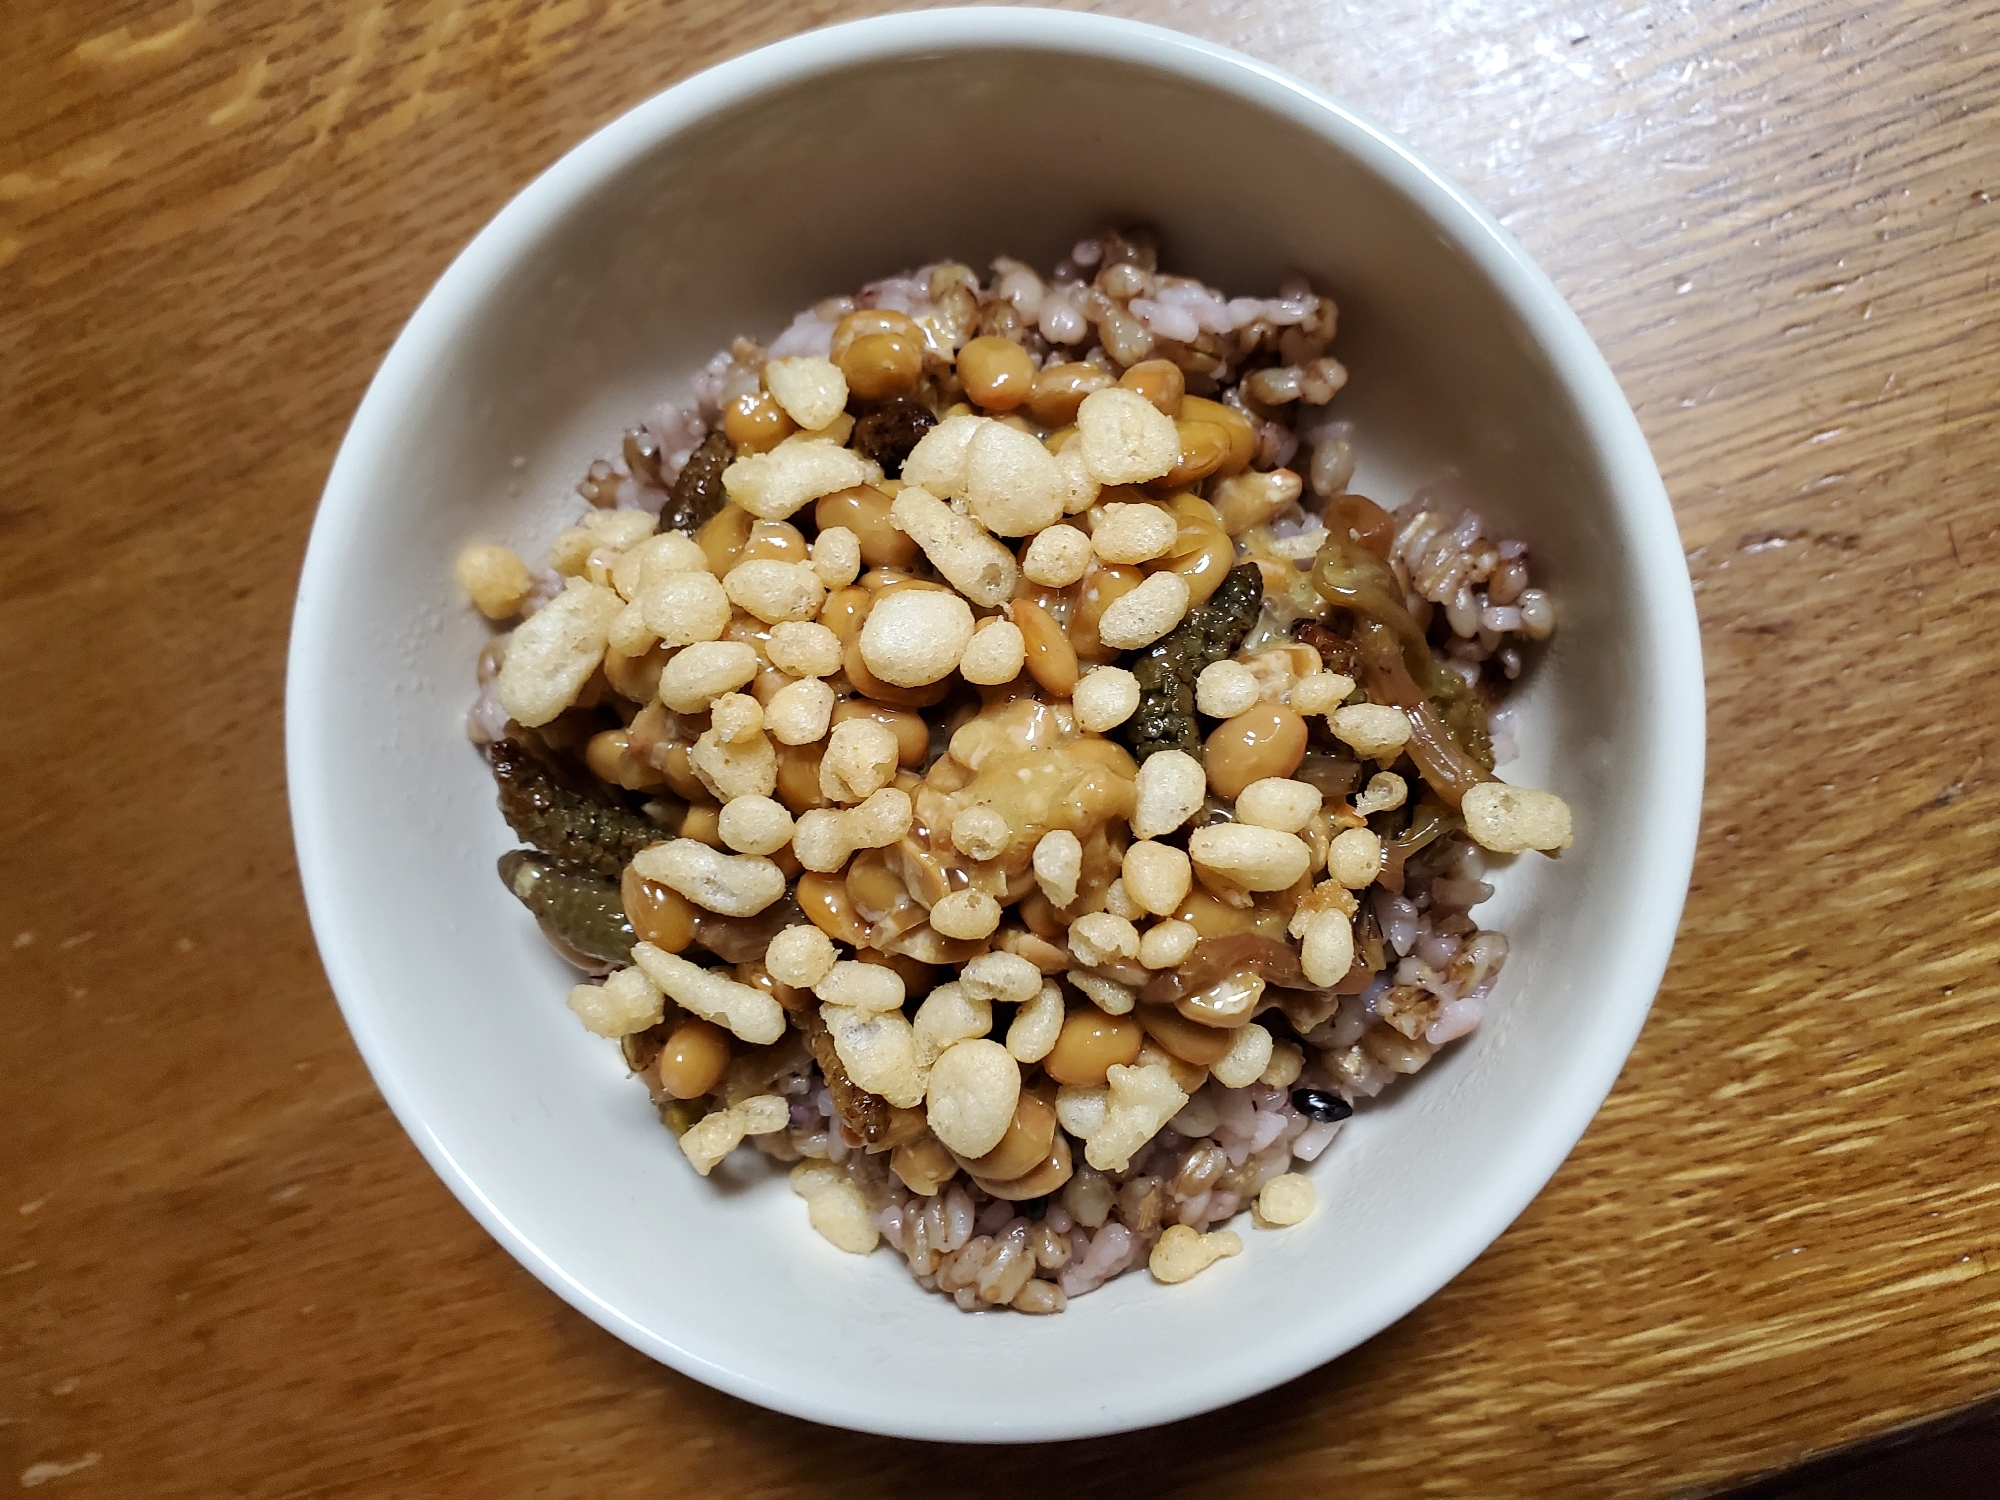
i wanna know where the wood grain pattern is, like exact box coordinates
[3,0,1996,1494]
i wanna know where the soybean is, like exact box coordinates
[1044,1009,1143,1087]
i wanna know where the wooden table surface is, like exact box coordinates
[5,0,1997,1494]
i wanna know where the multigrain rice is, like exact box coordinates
[458,227,1571,1311]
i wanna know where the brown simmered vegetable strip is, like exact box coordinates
[1401,703,1493,810]
[1348,617,1423,708]
[488,738,662,879]
[1310,532,1412,633]
[1349,617,1493,774]
[621,1017,680,1083]
[720,1031,814,1106]
[796,1006,895,1145]
[498,849,636,969]
[1314,539,1494,769]
[575,460,623,506]
[1377,793,1455,889]
[1382,793,1456,855]
[849,397,935,476]
[1350,615,1488,779]
[660,429,731,534]
[622,426,664,486]
[1138,933,1310,1007]
[1357,908,1387,973]
[693,893,807,964]
[1291,616,1357,677]
[1123,563,1265,762]
[1292,751,1364,801]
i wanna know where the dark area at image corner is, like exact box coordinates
[1706,1395,2000,1500]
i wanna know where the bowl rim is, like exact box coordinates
[286,4,1706,1442]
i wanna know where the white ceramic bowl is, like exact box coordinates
[287,7,1703,1442]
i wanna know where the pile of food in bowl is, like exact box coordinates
[454,227,1572,1315]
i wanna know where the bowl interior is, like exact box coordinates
[289,14,1700,1442]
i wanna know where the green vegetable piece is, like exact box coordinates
[1310,537,1493,770]
[488,738,662,879]
[661,429,731,534]
[659,1098,707,1138]
[1424,667,1493,771]
[1123,563,1265,762]
[1309,534,1413,639]
[498,849,636,968]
